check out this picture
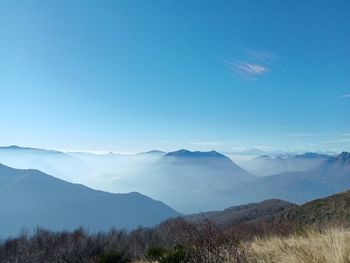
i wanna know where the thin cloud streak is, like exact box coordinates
[340,93,350,98]
[224,60,269,79]
[224,48,275,80]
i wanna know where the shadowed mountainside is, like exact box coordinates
[137,149,255,213]
[185,199,295,226]
[241,152,333,176]
[229,152,350,205]
[1,146,349,215]
[0,164,179,237]
[254,189,350,228]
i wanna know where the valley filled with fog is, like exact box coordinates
[1,146,346,214]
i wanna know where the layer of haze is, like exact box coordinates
[0,147,341,213]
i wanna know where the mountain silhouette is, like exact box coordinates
[0,164,179,237]
[232,152,350,205]
[241,152,332,176]
[135,149,255,213]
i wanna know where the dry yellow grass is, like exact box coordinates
[248,228,350,263]
[133,228,350,263]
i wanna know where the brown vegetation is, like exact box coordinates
[2,191,350,262]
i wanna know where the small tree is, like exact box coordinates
[146,245,189,263]
[98,250,131,263]
[146,245,167,262]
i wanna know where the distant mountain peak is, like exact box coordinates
[259,155,271,158]
[137,150,166,155]
[2,145,33,150]
[0,145,63,154]
[295,152,331,159]
[164,149,226,159]
[337,152,350,160]
[6,145,22,149]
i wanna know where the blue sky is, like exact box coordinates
[0,0,349,153]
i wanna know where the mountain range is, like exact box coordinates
[119,149,255,213]
[0,146,349,214]
[240,152,333,176]
[185,199,295,226]
[251,188,350,229]
[229,152,350,205]
[0,163,179,237]
[176,188,350,233]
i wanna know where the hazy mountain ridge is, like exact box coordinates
[160,149,254,180]
[180,187,350,231]
[240,152,334,176]
[0,146,167,196]
[185,199,295,226]
[0,145,349,214]
[231,151,350,205]
[0,145,86,182]
[252,189,350,228]
[164,149,229,159]
[137,150,166,156]
[1,146,255,213]
[139,149,255,212]
[0,163,179,237]
[0,145,65,155]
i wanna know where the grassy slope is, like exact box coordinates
[248,228,350,263]
[185,199,295,226]
[254,190,350,228]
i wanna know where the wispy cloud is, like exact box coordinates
[224,48,275,80]
[224,60,269,79]
[340,93,350,98]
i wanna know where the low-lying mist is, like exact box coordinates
[0,147,341,214]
